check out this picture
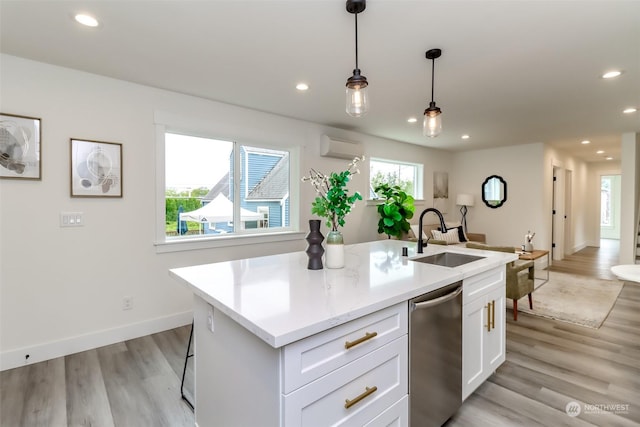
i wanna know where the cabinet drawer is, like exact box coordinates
[283,302,407,393]
[363,395,408,427]
[283,336,408,427]
[463,266,504,303]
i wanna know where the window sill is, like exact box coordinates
[365,199,426,206]
[155,230,305,253]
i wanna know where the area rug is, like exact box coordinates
[506,271,624,329]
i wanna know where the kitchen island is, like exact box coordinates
[170,239,517,426]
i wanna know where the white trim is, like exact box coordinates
[155,230,305,253]
[1,311,192,371]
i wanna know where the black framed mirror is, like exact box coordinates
[482,175,507,208]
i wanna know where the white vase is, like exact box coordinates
[325,231,345,269]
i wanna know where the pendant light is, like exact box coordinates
[423,48,442,137]
[345,0,369,117]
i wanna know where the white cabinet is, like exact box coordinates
[193,296,408,427]
[462,266,506,401]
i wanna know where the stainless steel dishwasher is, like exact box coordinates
[409,281,463,426]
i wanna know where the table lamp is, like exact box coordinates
[456,194,474,233]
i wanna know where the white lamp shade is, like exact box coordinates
[456,194,474,207]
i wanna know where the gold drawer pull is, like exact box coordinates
[345,331,378,349]
[485,303,491,332]
[344,386,378,409]
[490,300,496,330]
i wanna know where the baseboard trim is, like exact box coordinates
[0,311,192,372]
[571,242,588,254]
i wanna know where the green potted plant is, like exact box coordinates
[302,156,364,268]
[374,183,415,239]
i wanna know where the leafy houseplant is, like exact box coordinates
[302,156,364,232]
[374,183,415,239]
[302,156,364,269]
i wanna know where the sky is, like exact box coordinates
[165,133,232,189]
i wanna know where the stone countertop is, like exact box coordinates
[169,239,517,348]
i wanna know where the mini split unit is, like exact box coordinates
[320,135,364,160]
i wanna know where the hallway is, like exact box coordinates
[548,239,620,280]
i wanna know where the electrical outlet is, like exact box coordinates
[122,296,133,310]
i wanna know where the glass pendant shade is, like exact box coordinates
[423,102,442,137]
[423,48,443,138]
[346,70,369,117]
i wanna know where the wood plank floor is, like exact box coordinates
[1,240,637,426]
[449,239,640,427]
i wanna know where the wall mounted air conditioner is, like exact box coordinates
[320,135,364,160]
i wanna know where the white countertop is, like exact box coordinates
[169,240,517,348]
[611,264,640,283]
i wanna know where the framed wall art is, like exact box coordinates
[0,112,42,180]
[70,138,122,198]
[433,170,449,213]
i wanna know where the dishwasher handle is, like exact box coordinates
[411,285,462,310]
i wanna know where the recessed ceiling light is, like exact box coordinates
[602,70,622,79]
[596,150,604,154]
[623,107,637,114]
[295,83,309,91]
[74,14,99,27]
[407,117,417,123]
[606,157,613,160]
[461,134,470,140]
[581,140,590,145]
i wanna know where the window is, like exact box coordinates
[164,132,291,241]
[600,176,612,227]
[369,158,423,199]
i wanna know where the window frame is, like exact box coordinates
[368,157,424,201]
[154,112,302,253]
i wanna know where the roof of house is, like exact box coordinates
[203,153,289,202]
[202,171,229,201]
[247,153,289,200]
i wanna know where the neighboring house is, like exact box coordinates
[200,148,289,233]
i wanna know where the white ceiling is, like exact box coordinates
[1,1,639,162]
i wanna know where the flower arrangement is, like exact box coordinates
[302,156,364,232]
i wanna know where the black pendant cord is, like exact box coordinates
[430,58,435,103]
[354,12,359,70]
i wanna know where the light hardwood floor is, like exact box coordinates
[1,241,638,426]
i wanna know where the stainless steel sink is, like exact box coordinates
[411,252,485,268]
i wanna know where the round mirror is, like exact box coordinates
[482,175,507,208]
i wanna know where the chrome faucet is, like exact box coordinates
[417,207,447,253]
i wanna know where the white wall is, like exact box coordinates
[543,146,591,254]
[0,55,452,370]
[619,134,640,264]
[451,143,547,249]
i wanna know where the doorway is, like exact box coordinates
[600,174,621,240]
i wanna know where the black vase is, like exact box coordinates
[305,219,324,270]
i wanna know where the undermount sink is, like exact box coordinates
[411,252,485,268]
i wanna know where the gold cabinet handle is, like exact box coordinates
[344,386,378,409]
[490,300,495,330]
[345,331,377,350]
[485,303,491,332]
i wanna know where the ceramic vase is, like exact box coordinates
[524,242,533,252]
[325,230,345,269]
[305,219,324,270]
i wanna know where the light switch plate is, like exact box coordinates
[60,212,84,227]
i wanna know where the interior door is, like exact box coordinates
[552,167,565,261]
